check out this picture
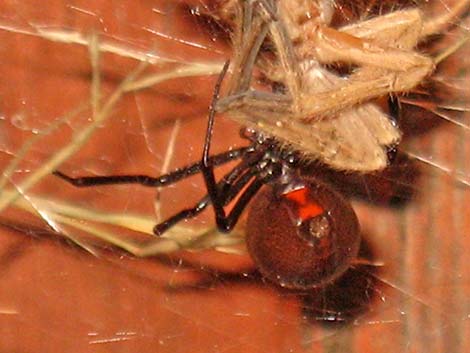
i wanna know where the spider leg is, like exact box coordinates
[388,95,401,126]
[153,195,210,236]
[53,147,247,188]
[158,172,265,235]
[213,177,265,232]
[218,144,266,196]
[154,61,268,235]
[386,94,401,164]
[153,160,263,235]
[200,61,273,232]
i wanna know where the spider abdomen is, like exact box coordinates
[246,177,360,289]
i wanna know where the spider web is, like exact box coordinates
[0,1,468,352]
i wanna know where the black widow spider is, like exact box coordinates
[54,62,361,289]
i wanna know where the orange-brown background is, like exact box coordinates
[0,1,468,352]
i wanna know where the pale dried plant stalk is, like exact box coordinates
[0,32,241,256]
[3,188,243,256]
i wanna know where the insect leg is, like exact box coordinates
[422,0,470,37]
[262,0,302,107]
[223,0,271,97]
[218,0,300,113]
